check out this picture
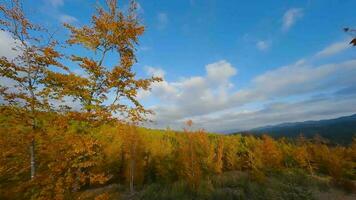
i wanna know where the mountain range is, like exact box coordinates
[230,114,356,144]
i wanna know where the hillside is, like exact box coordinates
[232,114,356,144]
[1,0,356,199]
[1,107,356,199]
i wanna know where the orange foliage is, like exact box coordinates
[176,128,210,191]
[1,1,356,199]
[259,135,283,169]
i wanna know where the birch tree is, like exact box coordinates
[0,0,65,179]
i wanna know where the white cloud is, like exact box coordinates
[233,59,356,103]
[145,66,165,78]
[315,40,350,57]
[137,67,177,100]
[256,40,270,51]
[140,60,236,105]
[59,14,78,24]
[137,89,151,100]
[0,31,20,60]
[282,8,303,31]
[157,12,169,30]
[0,31,24,97]
[141,41,356,131]
[206,60,237,82]
[141,61,240,127]
[153,80,179,100]
[192,95,356,132]
[138,80,178,101]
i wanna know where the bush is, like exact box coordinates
[269,169,315,200]
[210,188,243,200]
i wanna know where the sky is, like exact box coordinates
[1,0,356,132]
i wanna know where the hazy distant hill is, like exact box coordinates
[233,114,356,144]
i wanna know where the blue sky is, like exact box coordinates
[1,0,356,131]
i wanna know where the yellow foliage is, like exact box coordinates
[94,193,111,200]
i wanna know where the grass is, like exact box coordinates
[76,170,355,200]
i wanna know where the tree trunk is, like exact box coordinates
[30,138,35,179]
[129,125,136,194]
[307,158,314,176]
[129,158,135,194]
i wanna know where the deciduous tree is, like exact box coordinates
[47,0,161,124]
[0,0,66,179]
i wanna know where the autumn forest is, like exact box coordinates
[0,0,355,199]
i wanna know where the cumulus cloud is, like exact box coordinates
[0,31,19,60]
[140,60,236,112]
[141,61,240,128]
[0,31,20,91]
[282,8,303,31]
[141,41,356,131]
[145,66,166,78]
[206,60,237,82]
[137,67,177,100]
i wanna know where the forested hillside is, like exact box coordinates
[1,107,356,199]
[0,0,355,199]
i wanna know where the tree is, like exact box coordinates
[47,0,161,124]
[260,135,282,169]
[295,136,314,175]
[176,121,211,192]
[120,125,145,193]
[210,137,224,174]
[43,1,161,193]
[222,136,240,171]
[244,136,265,181]
[0,0,65,179]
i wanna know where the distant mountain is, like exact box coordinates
[232,114,356,144]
